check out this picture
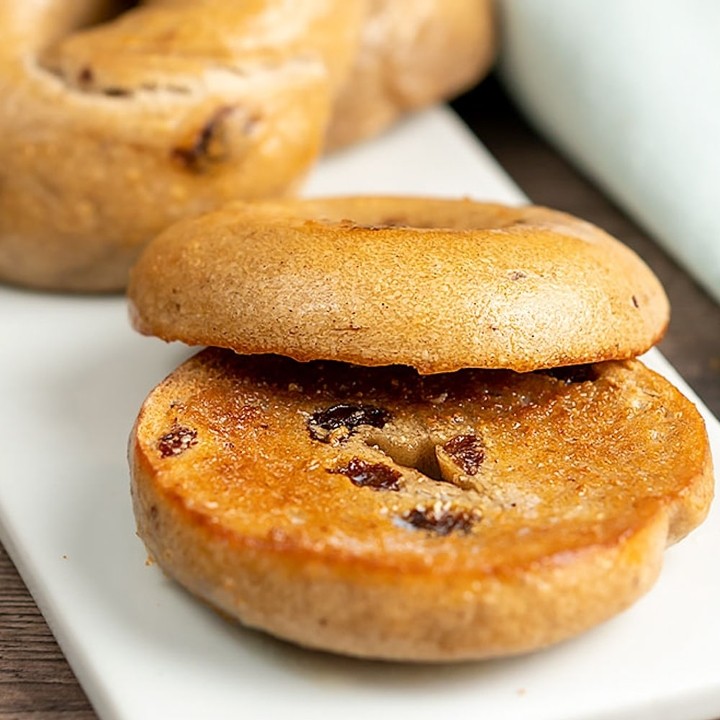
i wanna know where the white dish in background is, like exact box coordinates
[1,107,719,720]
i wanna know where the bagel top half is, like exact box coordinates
[128,197,669,373]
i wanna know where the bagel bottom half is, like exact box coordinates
[129,349,712,661]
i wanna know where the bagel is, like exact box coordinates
[326,0,496,150]
[128,197,670,373]
[0,0,363,291]
[127,196,712,661]
[0,1,496,292]
[130,349,713,661]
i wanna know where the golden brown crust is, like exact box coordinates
[326,0,496,150]
[129,349,713,661]
[128,197,670,373]
[0,0,363,291]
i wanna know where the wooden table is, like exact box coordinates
[2,76,719,719]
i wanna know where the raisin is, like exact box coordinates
[330,457,401,491]
[442,435,484,475]
[308,403,390,442]
[103,87,131,97]
[172,106,233,172]
[78,67,94,84]
[403,507,475,536]
[158,425,198,458]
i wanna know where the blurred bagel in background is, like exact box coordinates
[0,0,360,292]
[0,0,495,292]
[326,0,496,150]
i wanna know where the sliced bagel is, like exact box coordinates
[130,349,713,661]
[128,197,670,373]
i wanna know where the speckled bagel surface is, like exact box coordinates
[129,197,670,373]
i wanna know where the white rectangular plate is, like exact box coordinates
[1,107,719,720]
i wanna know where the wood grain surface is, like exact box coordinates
[1,76,718,720]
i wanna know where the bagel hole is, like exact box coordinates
[363,430,444,484]
[43,0,141,41]
[39,0,141,82]
[366,430,487,490]
[74,0,140,30]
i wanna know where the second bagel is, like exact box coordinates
[127,195,712,662]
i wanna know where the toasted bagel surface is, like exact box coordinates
[130,349,712,661]
[129,197,669,373]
